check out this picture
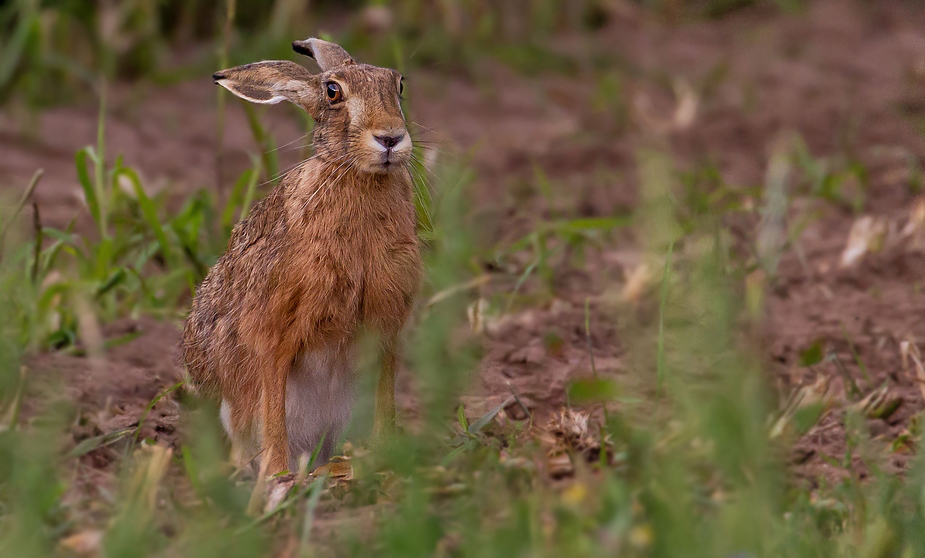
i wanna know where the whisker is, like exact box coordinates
[412,144,456,160]
[410,152,445,184]
[256,153,321,189]
[408,120,446,137]
[265,133,310,155]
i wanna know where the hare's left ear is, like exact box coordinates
[292,38,355,71]
[213,60,322,115]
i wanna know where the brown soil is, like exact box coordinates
[2,0,925,492]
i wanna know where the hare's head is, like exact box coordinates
[214,38,410,175]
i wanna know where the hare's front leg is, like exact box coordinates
[373,339,398,437]
[260,350,293,474]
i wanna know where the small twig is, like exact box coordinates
[426,274,491,308]
[584,297,597,379]
[30,201,41,282]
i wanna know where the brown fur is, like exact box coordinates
[182,39,420,475]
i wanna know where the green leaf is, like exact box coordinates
[75,148,101,230]
[121,167,173,265]
[467,396,513,435]
[69,428,133,457]
[456,403,469,431]
[793,403,826,435]
[96,267,126,297]
[0,8,39,93]
[798,339,825,367]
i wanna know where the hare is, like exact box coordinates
[181,38,420,475]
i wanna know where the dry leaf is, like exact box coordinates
[851,383,903,420]
[770,375,834,439]
[902,198,925,235]
[901,340,925,402]
[840,215,887,268]
[311,456,353,481]
[621,262,654,302]
[900,198,925,252]
[543,408,613,475]
[672,79,699,130]
[59,530,103,556]
[467,298,488,334]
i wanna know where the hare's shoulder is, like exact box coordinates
[224,186,289,257]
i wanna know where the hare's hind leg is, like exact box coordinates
[220,399,260,473]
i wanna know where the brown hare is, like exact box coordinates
[181,38,420,476]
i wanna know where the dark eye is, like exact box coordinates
[399,78,404,96]
[325,82,343,103]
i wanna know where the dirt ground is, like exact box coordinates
[2,0,925,490]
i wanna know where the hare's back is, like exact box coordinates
[181,188,290,392]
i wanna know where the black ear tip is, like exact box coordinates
[212,71,226,82]
[292,40,315,58]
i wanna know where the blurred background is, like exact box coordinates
[2,0,925,556]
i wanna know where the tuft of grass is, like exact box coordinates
[1,98,265,351]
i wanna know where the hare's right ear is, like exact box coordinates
[213,60,322,115]
[292,38,355,71]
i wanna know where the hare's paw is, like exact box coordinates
[263,473,298,514]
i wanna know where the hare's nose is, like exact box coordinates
[374,132,404,149]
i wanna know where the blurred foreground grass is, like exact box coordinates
[2,1,925,557]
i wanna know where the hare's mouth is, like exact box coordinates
[375,152,406,171]
[377,158,399,172]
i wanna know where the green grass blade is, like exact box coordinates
[298,473,327,554]
[69,428,133,457]
[120,168,173,266]
[654,241,674,414]
[0,7,38,93]
[0,169,42,263]
[75,148,102,234]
